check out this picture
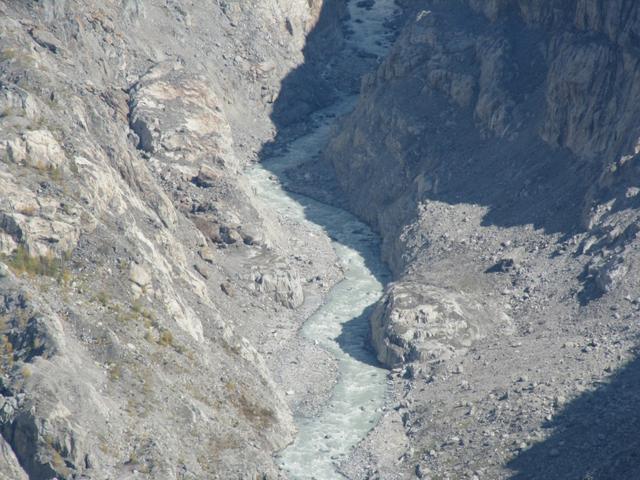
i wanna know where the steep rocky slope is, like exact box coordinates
[313,1,640,478]
[326,0,640,371]
[0,1,347,478]
[5,0,640,478]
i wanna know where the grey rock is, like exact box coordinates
[252,269,304,309]
[594,257,628,295]
[0,0,345,477]
[129,263,151,288]
[0,435,28,480]
[193,164,222,188]
[28,27,63,54]
[370,281,509,368]
[488,247,526,273]
[198,246,215,263]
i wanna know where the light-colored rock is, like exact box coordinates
[0,232,17,256]
[5,137,26,164]
[370,281,508,368]
[198,246,215,263]
[0,175,80,258]
[0,435,28,480]
[594,256,628,295]
[194,164,223,188]
[129,263,151,288]
[29,27,64,54]
[129,67,237,170]
[252,269,304,309]
[7,130,66,170]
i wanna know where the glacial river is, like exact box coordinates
[246,1,398,478]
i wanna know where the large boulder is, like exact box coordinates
[0,172,80,258]
[250,268,304,309]
[370,281,509,368]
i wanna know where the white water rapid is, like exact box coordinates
[246,1,399,478]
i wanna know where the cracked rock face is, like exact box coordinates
[6,130,66,170]
[253,269,305,309]
[128,64,236,169]
[370,281,509,368]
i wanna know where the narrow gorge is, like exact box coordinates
[2,1,640,479]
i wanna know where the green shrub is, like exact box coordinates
[48,166,63,182]
[5,246,63,278]
[109,364,122,381]
[158,329,174,347]
[0,107,15,118]
[0,48,18,62]
[131,298,143,314]
[59,268,73,286]
[95,291,109,307]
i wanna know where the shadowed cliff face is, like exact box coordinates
[322,0,640,359]
[301,2,640,477]
[327,0,640,250]
[270,0,349,128]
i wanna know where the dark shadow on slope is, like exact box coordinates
[316,3,600,241]
[576,263,607,306]
[268,0,396,132]
[335,304,383,367]
[507,353,640,480]
[255,0,398,363]
[269,0,349,130]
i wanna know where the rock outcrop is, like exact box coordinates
[370,281,509,368]
[323,0,640,366]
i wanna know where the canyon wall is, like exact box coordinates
[324,0,640,368]
[0,0,344,478]
[312,3,640,478]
